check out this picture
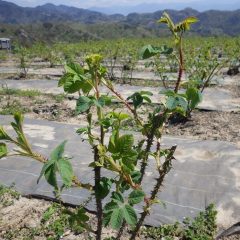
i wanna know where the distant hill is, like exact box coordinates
[89,0,240,15]
[89,1,240,15]
[0,0,240,44]
[0,0,123,24]
[123,8,240,36]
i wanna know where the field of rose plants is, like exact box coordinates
[0,13,239,240]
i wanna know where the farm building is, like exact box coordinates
[0,38,11,50]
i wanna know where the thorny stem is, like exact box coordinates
[139,111,167,184]
[139,130,155,184]
[94,146,103,240]
[130,146,177,240]
[155,139,161,168]
[174,36,184,93]
[94,69,104,240]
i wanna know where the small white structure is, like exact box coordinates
[0,38,11,50]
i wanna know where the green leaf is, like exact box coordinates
[76,96,93,114]
[76,208,89,222]
[99,118,113,129]
[68,207,90,233]
[103,211,112,227]
[161,89,175,96]
[184,16,198,24]
[127,92,143,109]
[139,91,153,96]
[108,130,118,153]
[14,112,24,127]
[0,127,10,140]
[166,96,177,110]
[108,133,137,170]
[37,159,54,184]
[159,45,174,55]
[122,164,132,175]
[92,99,103,108]
[37,141,71,190]
[128,91,154,108]
[142,95,152,103]
[11,122,25,146]
[63,78,83,94]
[178,97,188,111]
[112,192,124,204]
[50,140,67,161]
[110,112,130,121]
[131,171,141,184]
[110,208,124,229]
[86,54,103,66]
[58,72,72,87]
[104,198,137,229]
[176,17,198,32]
[76,127,88,135]
[9,113,27,148]
[65,62,84,75]
[118,113,130,121]
[128,190,145,205]
[166,95,188,112]
[158,12,175,33]
[175,16,198,32]
[59,62,93,94]
[44,164,58,189]
[0,143,8,159]
[98,95,112,107]
[139,45,173,59]
[63,75,92,95]
[116,134,134,154]
[104,201,119,213]
[95,177,113,199]
[186,87,202,109]
[57,158,73,187]
[121,150,138,171]
[122,204,137,226]
[139,45,159,59]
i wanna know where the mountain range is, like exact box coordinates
[89,1,240,15]
[0,0,123,24]
[0,0,240,43]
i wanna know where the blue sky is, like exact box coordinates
[5,0,240,13]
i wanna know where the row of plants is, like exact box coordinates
[1,34,239,81]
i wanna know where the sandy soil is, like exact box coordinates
[1,194,239,240]
[0,192,136,240]
[222,237,240,240]
[166,110,240,143]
